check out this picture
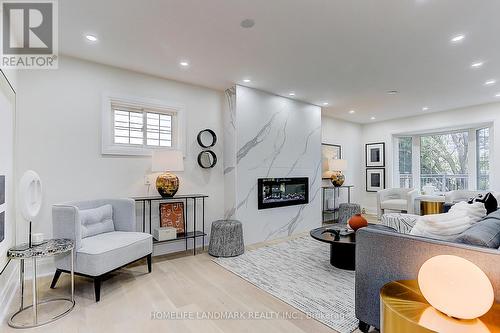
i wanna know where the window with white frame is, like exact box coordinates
[102,94,184,156]
[395,126,492,192]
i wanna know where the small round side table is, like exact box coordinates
[380,280,500,332]
[7,239,75,328]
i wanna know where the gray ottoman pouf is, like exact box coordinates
[208,220,244,257]
[338,203,361,225]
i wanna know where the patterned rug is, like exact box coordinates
[213,236,358,333]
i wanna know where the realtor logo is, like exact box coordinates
[1,0,58,69]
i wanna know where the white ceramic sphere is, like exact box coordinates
[19,170,42,221]
[418,255,494,320]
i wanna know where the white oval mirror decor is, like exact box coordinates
[19,170,42,221]
[418,255,494,320]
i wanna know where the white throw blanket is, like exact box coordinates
[410,201,487,240]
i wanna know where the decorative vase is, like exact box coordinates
[330,171,345,187]
[156,172,179,197]
[349,214,368,231]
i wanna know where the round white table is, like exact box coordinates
[7,239,75,328]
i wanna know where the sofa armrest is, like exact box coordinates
[52,205,82,250]
[355,227,500,329]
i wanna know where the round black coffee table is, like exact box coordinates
[310,225,356,270]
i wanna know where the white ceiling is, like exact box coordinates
[60,0,500,123]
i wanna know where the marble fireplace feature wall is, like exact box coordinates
[224,85,322,245]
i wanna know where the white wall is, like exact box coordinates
[224,86,322,244]
[321,116,364,207]
[361,102,500,212]
[16,56,225,257]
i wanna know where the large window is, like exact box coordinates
[398,137,412,188]
[396,126,491,192]
[477,128,490,190]
[420,131,469,192]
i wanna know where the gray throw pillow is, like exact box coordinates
[80,204,115,238]
[455,215,500,248]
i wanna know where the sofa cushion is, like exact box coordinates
[80,204,115,238]
[55,231,153,276]
[455,211,500,248]
[381,199,407,211]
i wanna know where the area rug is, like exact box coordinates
[213,236,358,333]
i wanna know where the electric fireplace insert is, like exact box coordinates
[258,177,309,210]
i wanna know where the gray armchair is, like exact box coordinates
[51,199,152,302]
[355,226,500,332]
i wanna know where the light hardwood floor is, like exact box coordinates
[2,221,377,333]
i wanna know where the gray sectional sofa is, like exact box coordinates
[355,214,500,332]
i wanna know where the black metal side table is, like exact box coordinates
[132,194,208,255]
[7,239,75,328]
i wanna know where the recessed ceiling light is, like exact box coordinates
[240,19,255,29]
[349,110,356,114]
[422,107,429,111]
[495,93,500,97]
[85,34,98,42]
[484,79,496,86]
[386,90,399,95]
[450,34,465,43]
[370,116,376,120]
[288,92,296,97]
[322,102,329,106]
[243,79,251,83]
[179,61,190,67]
[471,61,484,69]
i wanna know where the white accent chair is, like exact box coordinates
[377,188,419,219]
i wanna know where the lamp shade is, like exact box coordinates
[152,150,184,172]
[330,159,347,171]
[418,255,494,320]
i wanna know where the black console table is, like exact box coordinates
[321,185,354,223]
[132,194,208,255]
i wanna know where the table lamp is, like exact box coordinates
[418,255,494,320]
[330,159,347,187]
[152,150,184,197]
[19,170,43,248]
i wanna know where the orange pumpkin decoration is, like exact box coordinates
[349,214,368,231]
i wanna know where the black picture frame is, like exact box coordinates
[365,142,385,167]
[366,168,386,192]
[321,143,342,179]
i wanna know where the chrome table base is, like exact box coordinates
[8,248,75,329]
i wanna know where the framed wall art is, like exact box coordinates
[366,142,385,167]
[366,168,386,192]
[159,202,185,234]
[322,143,342,179]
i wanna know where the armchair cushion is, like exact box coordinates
[80,204,115,238]
[55,231,152,276]
[380,199,408,211]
